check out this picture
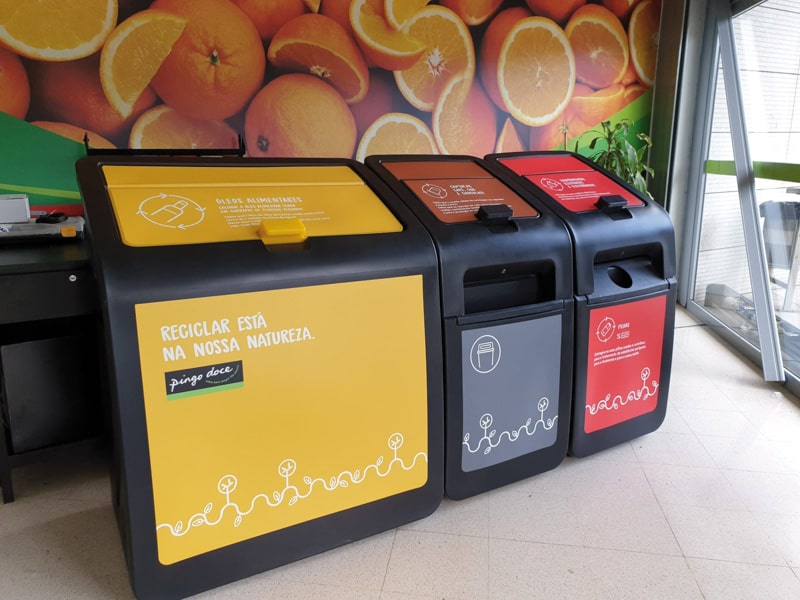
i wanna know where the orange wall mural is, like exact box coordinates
[0,0,661,212]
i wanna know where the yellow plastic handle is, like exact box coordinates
[256,218,308,245]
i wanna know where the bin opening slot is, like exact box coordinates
[463,261,555,313]
[595,244,665,279]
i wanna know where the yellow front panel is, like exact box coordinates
[101,165,402,247]
[134,276,429,565]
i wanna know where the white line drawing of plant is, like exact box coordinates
[156,432,427,538]
[462,396,557,455]
[585,367,659,415]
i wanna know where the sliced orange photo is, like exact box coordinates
[497,17,575,127]
[565,4,629,89]
[32,121,116,149]
[100,10,187,119]
[570,83,626,125]
[528,106,591,151]
[268,14,369,104]
[432,73,497,156]
[480,6,532,111]
[230,0,307,42]
[0,0,117,61]
[624,83,649,103]
[350,0,426,71]
[384,0,430,30]
[629,0,661,87]
[495,117,527,153]
[394,5,475,112]
[602,0,636,20]
[129,105,239,149]
[524,0,585,25]
[355,112,438,162]
[439,0,504,26]
[0,46,30,119]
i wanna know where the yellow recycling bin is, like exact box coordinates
[75,156,444,600]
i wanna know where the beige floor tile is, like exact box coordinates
[0,504,132,600]
[502,455,653,504]
[677,406,755,437]
[252,529,395,590]
[382,530,489,599]
[698,434,800,474]
[574,440,639,462]
[488,539,701,600]
[631,431,716,467]
[399,495,489,538]
[657,403,693,433]
[686,558,800,600]
[754,513,800,568]
[197,581,382,600]
[738,393,800,442]
[641,463,746,510]
[379,592,440,600]
[722,470,800,515]
[661,503,787,565]
[487,487,681,556]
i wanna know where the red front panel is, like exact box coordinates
[583,295,666,433]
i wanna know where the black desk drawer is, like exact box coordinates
[0,268,96,324]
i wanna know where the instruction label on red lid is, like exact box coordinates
[525,170,645,213]
[498,154,645,213]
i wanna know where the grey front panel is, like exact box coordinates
[461,315,561,472]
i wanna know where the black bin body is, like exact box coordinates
[366,155,573,499]
[76,156,444,600]
[485,152,677,457]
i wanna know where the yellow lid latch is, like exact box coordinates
[257,218,308,246]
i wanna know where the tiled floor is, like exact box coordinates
[2,307,800,599]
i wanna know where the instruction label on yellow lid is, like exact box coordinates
[101,165,402,247]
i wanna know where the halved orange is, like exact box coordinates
[495,117,527,153]
[565,4,629,89]
[440,0,505,26]
[602,0,636,20]
[629,0,661,87]
[350,0,426,71]
[524,0,585,24]
[394,5,475,112]
[384,0,430,30]
[0,46,29,119]
[32,121,116,149]
[268,13,370,103]
[498,17,575,127]
[528,106,592,151]
[129,105,239,149]
[0,0,117,61]
[479,6,532,111]
[432,73,497,156]
[571,83,626,125]
[624,83,649,103]
[100,10,187,119]
[355,112,438,162]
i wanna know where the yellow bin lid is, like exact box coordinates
[101,164,402,247]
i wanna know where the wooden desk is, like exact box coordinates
[0,240,100,502]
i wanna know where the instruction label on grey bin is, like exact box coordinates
[461,316,561,472]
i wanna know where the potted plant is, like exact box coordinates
[576,118,654,198]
